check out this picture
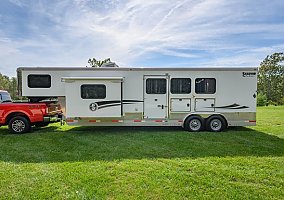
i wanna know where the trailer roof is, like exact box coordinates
[17,66,258,72]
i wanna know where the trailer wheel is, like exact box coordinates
[206,116,226,132]
[184,116,204,132]
[8,116,31,134]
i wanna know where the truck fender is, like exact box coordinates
[5,111,31,124]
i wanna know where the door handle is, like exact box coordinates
[157,105,164,109]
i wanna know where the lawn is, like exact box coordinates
[0,106,283,199]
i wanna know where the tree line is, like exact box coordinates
[257,52,284,106]
[1,55,283,105]
[0,73,18,99]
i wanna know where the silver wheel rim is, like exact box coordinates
[12,120,25,133]
[189,119,201,131]
[210,119,222,131]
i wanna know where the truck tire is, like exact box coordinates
[8,116,31,134]
[184,116,204,132]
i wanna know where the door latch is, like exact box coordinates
[157,105,164,109]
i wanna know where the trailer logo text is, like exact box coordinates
[89,103,98,111]
[242,72,256,77]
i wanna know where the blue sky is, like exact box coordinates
[0,0,284,76]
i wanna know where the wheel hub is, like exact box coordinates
[212,121,219,128]
[190,119,201,130]
[210,119,221,131]
[12,120,25,133]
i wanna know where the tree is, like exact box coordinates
[88,58,111,67]
[0,73,11,91]
[258,52,284,105]
[9,77,18,99]
[0,73,21,100]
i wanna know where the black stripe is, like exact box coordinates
[96,100,121,106]
[228,106,249,109]
[207,103,249,109]
[98,103,121,109]
[95,100,143,106]
[214,103,240,108]
[98,102,139,109]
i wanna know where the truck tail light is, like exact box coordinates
[41,106,48,115]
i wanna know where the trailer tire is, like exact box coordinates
[206,115,226,132]
[184,116,204,132]
[8,116,31,134]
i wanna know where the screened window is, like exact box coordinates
[195,78,216,94]
[28,75,51,88]
[171,78,191,94]
[81,84,106,99]
[146,78,166,94]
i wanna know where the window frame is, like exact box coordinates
[170,78,191,94]
[81,84,106,99]
[146,78,167,94]
[27,74,51,88]
[195,78,216,94]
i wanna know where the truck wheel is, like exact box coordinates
[184,116,204,132]
[8,116,31,134]
[206,116,226,132]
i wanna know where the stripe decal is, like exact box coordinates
[214,103,240,108]
[91,100,143,110]
[210,104,249,109]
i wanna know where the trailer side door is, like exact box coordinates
[143,75,168,119]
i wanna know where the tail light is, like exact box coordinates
[41,105,48,115]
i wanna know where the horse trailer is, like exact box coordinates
[17,66,257,132]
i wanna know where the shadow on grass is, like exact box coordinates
[0,124,283,163]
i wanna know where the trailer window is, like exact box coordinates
[81,84,106,99]
[146,78,166,94]
[195,78,216,94]
[171,78,191,94]
[28,75,51,88]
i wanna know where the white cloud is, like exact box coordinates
[0,0,283,76]
[8,0,25,7]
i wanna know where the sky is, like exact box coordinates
[0,0,284,77]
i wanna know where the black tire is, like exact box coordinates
[34,122,49,128]
[206,115,226,132]
[184,116,204,132]
[8,116,31,134]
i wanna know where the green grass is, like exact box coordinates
[0,106,283,199]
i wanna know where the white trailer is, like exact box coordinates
[17,66,257,132]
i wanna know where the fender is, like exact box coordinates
[182,112,228,123]
[4,110,32,124]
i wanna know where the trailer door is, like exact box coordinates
[64,77,123,118]
[144,76,168,119]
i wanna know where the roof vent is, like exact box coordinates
[101,62,119,68]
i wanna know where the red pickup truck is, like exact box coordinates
[0,90,61,134]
